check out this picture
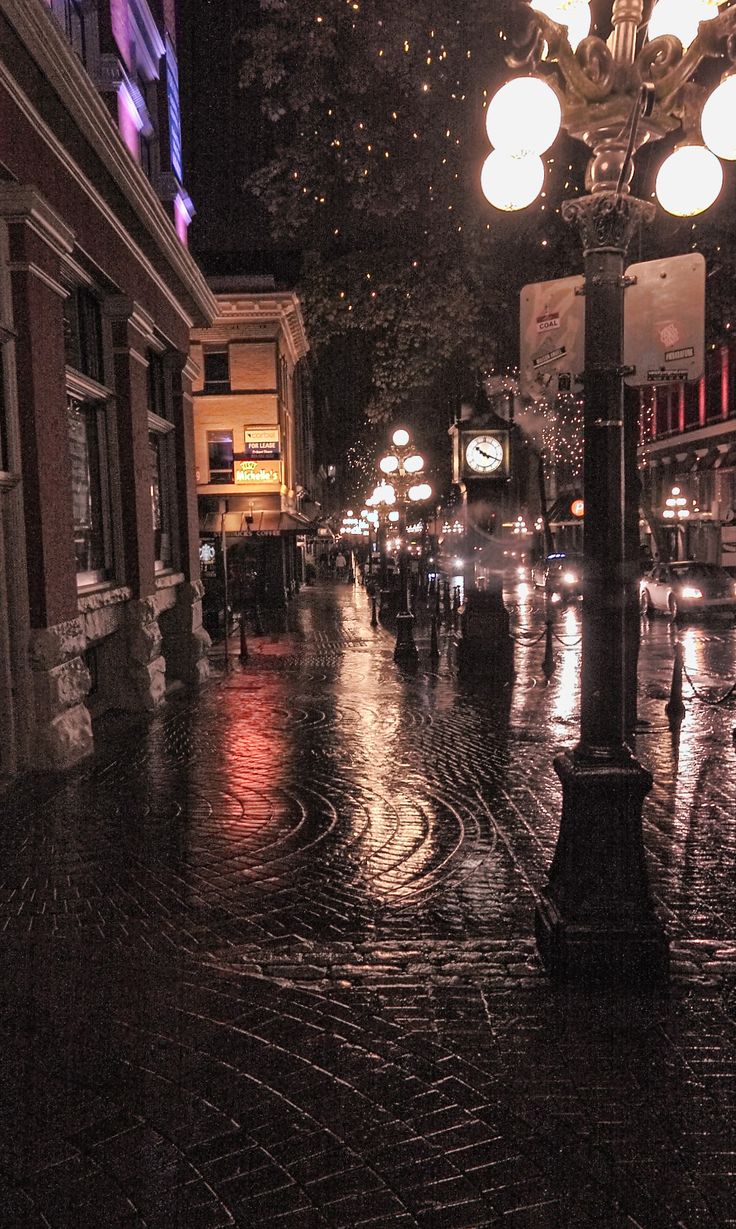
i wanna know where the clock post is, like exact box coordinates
[448,407,514,683]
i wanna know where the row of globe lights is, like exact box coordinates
[482,0,734,216]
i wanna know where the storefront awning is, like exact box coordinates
[199,510,309,535]
[687,448,721,474]
[713,445,736,471]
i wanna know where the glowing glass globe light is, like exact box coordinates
[481,150,545,212]
[485,77,561,156]
[531,0,591,51]
[391,428,410,447]
[647,0,719,49]
[379,454,399,474]
[701,76,736,161]
[655,145,724,217]
[403,453,424,474]
[408,483,432,502]
[388,510,400,523]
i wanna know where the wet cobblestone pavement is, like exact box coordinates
[3,582,736,1227]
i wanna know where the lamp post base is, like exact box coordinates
[394,612,418,664]
[535,749,669,985]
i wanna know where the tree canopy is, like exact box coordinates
[238,0,736,437]
[238,0,586,430]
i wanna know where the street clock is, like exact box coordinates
[465,434,504,475]
[459,430,509,481]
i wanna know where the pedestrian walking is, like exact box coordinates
[334,550,347,582]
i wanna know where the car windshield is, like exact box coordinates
[672,563,728,581]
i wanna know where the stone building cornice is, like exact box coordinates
[2,0,217,328]
[196,292,311,365]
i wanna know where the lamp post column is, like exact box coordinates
[394,496,418,664]
[534,191,668,983]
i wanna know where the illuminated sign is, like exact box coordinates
[165,36,183,182]
[234,459,281,485]
[571,499,584,518]
[244,428,280,460]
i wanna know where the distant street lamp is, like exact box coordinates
[484,0,736,983]
[378,429,432,664]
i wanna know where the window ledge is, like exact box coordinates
[78,582,132,611]
[155,570,184,590]
[0,472,21,494]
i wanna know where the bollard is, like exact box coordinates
[370,595,378,627]
[252,603,264,637]
[429,613,440,660]
[443,581,452,623]
[665,642,686,729]
[239,614,249,662]
[542,617,555,680]
[452,587,460,631]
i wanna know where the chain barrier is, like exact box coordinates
[509,625,549,645]
[552,630,582,647]
[681,660,736,707]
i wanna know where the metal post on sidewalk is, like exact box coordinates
[429,613,440,661]
[239,613,248,663]
[370,595,378,627]
[252,603,264,637]
[665,642,686,730]
[221,500,230,673]
[542,616,555,681]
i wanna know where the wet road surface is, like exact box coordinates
[2,582,736,1227]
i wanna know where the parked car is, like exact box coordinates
[532,551,584,601]
[639,561,736,620]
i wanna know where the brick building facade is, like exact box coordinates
[0,0,216,779]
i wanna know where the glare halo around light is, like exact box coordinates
[701,76,736,161]
[485,77,561,156]
[655,145,723,217]
[481,149,545,212]
[647,0,719,50]
[531,0,591,51]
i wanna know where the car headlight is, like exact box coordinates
[562,572,577,585]
[680,586,702,599]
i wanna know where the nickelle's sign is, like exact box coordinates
[233,458,281,485]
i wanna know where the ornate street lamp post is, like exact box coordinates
[378,429,432,664]
[484,0,736,982]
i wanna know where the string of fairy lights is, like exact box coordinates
[303,2,586,322]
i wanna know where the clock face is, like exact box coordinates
[465,434,504,475]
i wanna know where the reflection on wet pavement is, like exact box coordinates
[1,583,736,1227]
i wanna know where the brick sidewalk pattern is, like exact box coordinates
[1,583,736,1227]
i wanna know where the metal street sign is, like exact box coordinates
[520,275,585,400]
[623,253,705,387]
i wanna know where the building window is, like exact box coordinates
[0,346,7,474]
[706,351,722,421]
[683,380,699,429]
[67,394,112,586]
[64,286,104,384]
[149,431,173,569]
[203,349,230,394]
[147,349,167,419]
[58,0,88,65]
[207,430,233,483]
